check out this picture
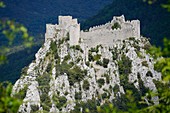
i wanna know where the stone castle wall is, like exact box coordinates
[45,16,80,45]
[45,15,140,47]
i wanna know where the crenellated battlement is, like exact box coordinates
[45,15,140,47]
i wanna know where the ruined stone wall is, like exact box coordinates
[45,16,80,45]
[81,15,140,48]
[69,24,80,45]
[81,27,136,48]
[45,15,140,47]
[45,24,56,42]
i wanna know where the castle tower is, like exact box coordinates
[69,19,80,46]
[131,20,140,38]
[45,24,56,42]
[58,16,80,45]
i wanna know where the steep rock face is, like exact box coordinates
[12,16,161,113]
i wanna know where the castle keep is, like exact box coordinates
[45,15,140,47]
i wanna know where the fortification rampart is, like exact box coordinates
[45,15,140,47]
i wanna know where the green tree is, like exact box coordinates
[0,82,22,113]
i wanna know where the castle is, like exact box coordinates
[45,15,140,47]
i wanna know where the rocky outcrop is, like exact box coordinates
[12,16,161,113]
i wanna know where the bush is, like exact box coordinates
[21,66,28,75]
[113,84,119,93]
[142,61,148,67]
[13,85,27,100]
[36,74,51,87]
[97,78,105,88]
[52,94,67,110]
[112,22,121,30]
[70,98,99,113]
[96,60,103,66]
[85,61,90,66]
[83,80,90,90]
[65,32,70,41]
[112,51,118,60]
[40,93,52,112]
[30,105,39,113]
[63,54,71,61]
[146,71,153,77]
[88,52,94,61]
[75,92,82,100]
[101,93,108,99]
[75,45,83,53]
[103,58,109,68]
[67,66,87,86]
[103,74,110,84]
[50,41,58,53]
[0,82,22,113]
[93,54,101,61]
[90,47,99,53]
[118,55,132,75]
[70,45,83,53]
[46,62,52,73]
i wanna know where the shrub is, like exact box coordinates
[85,61,90,66]
[103,58,109,68]
[112,22,121,30]
[58,38,65,45]
[0,82,22,113]
[88,52,94,61]
[50,41,59,59]
[63,54,71,61]
[96,60,103,66]
[13,85,27,100]
[97,78,105,88]
[36,74,51,87]
[93,54,101,61]
[146,71,153,77]
[56,96,67,109]
[129,37,135,41]
[75,45,83,53]
[90,46,99,53]
[75,92,82,100]
[70,45,83,53]
[112,51,118,60]
[113,84,119,93]
[65,32,70,41]
[67,66,87,86]
[142,61,148,67]
[118,55,132,75]
[30,105,39,113]
[21,66,28,75]
[40,93,52,112]
[101,93,108,99]
[143,42,151,50]
[50,41,58,53]
[70,98,99,113]
[103,74,110,84]
[46,62,52,73]
[83,80,90,90]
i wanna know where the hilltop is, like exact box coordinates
[12,16,161,113]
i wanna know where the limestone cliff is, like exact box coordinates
[12,16,161,113]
